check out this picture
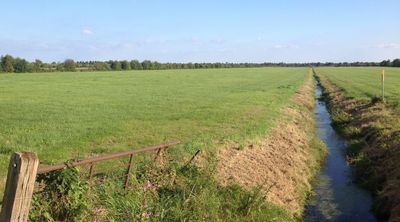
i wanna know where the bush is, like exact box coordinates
[30,167,88,221]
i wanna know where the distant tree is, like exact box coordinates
[56,63,64,71]
[380,60,390,67]
[13,58,28,73]
[93,62,110,71]
[392,59,400,67]
[130,60,142,70]
[0,54,394,73]
[153,61,162,69]
[141,60,153,70]
[26,63,35,72]
[32,59,43,72]
[63,59,76,71]
[110,61,122,70]
[1,55,15,73]
[121,60,131,70]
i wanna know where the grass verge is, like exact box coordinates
[31,155,297,221]
[216,70,326,218]
[315,69,400,221]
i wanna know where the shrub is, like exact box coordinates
[30,167,88,222]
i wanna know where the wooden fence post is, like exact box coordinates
[0,152,39,222]
[381,70,385,102]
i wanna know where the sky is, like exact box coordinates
[1,0,399,63]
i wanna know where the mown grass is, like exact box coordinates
[0,67,308,208]
[0,67,311,221]
[316,67,400,106]
[0,68,307,170]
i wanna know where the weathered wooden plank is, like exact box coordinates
[0,152,39,222]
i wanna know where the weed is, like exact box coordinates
[30,167,88,221]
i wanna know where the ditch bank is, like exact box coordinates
[315,70,400,221]
[304,84,376,221]
[217,71,326,219]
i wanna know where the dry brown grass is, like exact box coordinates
[216,71,322,216]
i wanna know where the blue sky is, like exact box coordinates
[1,0,399,63]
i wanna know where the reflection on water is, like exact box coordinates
[304,85,376,222]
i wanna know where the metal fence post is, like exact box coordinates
[124,154,134,189]
[0,152,39,222]
[88,163,95,180]
[155,148,163,159]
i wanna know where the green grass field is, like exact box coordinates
[316,67,400,106]
[0,67,307,175]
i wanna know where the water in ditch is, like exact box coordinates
[303,85,376,222]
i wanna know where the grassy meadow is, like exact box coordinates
[0,67,307,174]
[316,67,400,106]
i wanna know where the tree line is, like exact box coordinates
[1,54,399,73]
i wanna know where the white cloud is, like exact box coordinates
[82,28,93,35]
[273,44,299,49]
[376,43,400,49]
[190,36,200,44]
[209,38,226,45]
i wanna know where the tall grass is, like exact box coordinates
[30,160,296,221]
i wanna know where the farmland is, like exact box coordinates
[2,0,400,220]
[316,67,400,106]
[0,68,306,175]
[1,67,326,220]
